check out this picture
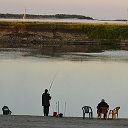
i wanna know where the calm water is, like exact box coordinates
[0,50,128,118]
[0,18,127,24]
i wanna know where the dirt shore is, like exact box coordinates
[0,115,128,128]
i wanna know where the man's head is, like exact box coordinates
[45,89,48,93]
[101,99,105,102]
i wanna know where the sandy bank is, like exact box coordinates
[0,115,128,128]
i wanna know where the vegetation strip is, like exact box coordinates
[0,21,128,39]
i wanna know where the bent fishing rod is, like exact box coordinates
[48,72,58,92]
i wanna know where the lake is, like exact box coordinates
[0,18,127,24]
[0,50,128,118]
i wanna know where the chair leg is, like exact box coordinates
[91,112,93,118]
[89,113,92,118]
[112,113,115,119]
[106,112,108,119]
[83,113,85,119]
[99,113,102,119]
[117,113,118,119]
[98,112,100,119]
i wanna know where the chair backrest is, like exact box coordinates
[82,106,92,113]
[100,107,108,114]
[2,106,9,111]
[113,106,120,114]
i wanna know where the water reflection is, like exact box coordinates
[63,50,128,61]
[0,50,128,118]
[0,18,127,24]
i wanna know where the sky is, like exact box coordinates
[0,0,128,20]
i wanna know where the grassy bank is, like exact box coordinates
[0,21,128,40]
[0,21,128,53]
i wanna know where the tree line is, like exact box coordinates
[0,13,93,20]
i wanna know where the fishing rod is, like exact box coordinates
[48,72,58,92]
[64,101,66,117]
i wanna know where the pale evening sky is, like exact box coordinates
[0,0,128,20]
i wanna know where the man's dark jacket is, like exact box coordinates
[97,101,109,112]
[42,93,51,106]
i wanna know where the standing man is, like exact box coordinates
[42,89,51,116]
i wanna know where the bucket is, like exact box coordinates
[52,112,57,117]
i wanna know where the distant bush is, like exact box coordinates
[0,13,93,20]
